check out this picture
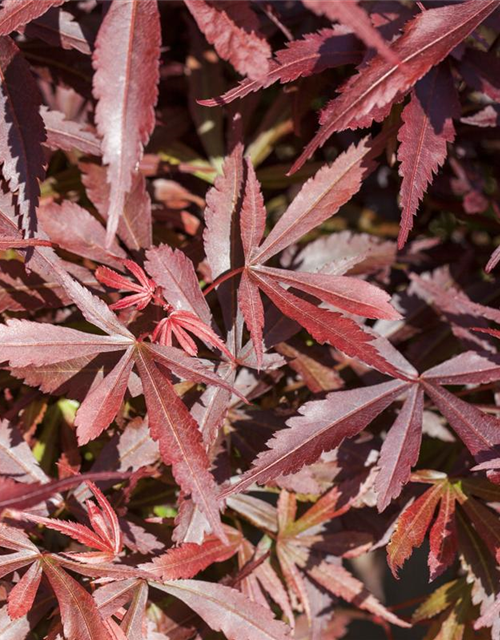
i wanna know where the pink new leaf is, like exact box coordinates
[397,63,459,248]
[184,0,271,82]
[92,0,160,245]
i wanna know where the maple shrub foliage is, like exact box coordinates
[1,0,500,639]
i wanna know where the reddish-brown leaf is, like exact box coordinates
[387,483,444,578]
[92,0,160,244]
[303,0,400,66]
[0,36,46,234]
[290,0,500,173]
[185,0,271,81]
[397,63,459,247]
[133,346,225,540]
[375,384,424,512]
[0,0,66,35]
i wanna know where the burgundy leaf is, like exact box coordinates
[397,63,459,247]
[153,579,291,640]
[0,319,133,367]
[41,556,113,640]
[376,384,424,512]
[38,201,126,268]
[92,0,160,244]
[254,265,401,320]
[0,36,46,233]
[290,0,500,173]
[24,8,93,55]
[254,135,381,263]
[222,379,409,497]
[238,269,265,370]
[133,345,225,540]
[7,560,42,619]
[145,244,212,323]
[199,27,362,106]
[184,0,271,81]
[80,161,152,250]
[250,271,399,375]
[303,0,400,66]
[75,348,135,445]
[422,381,500,460]
[41,106,101,156]
[0,0,66,35]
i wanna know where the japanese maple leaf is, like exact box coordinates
[205,135,401,374]
[0,523,116,640]
[97,252,235,360]
[387,471,500,583]
[220,350,500,507]
[290,0,500,173]
[20,481,123,564]
[275,490,409,630]
[0,264,244,539]
[92,0,161,246]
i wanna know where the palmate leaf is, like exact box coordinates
[0,269,242,533]
[222,350,500,503]
[290,0,500,173]
[206,134,403,373]
[276,490,409,630]
[184,0,271,82]
[92,0,160,245]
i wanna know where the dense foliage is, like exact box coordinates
[0,1,500,638]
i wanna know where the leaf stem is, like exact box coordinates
[203,266,244,297]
